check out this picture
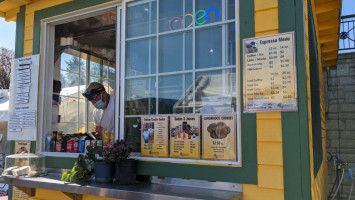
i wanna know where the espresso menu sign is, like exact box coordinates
[243,32,297,112]
[170,115,200,159]
[141,116,168,157]
[202,115,236,161]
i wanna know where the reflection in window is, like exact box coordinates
[125,77,156,115]
[195,69,236,114]
[125,0,236,154]
[126,38,156,76]
[159,74,193,114]
[196,26,222,69]
[127,1,156,38]
[195,0,222,25]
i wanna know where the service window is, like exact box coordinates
[42,8,117,153]
[123,0,240,165]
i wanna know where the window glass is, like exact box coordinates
[195,0,222,25]
[61,52,78,72]
[195,68,236,114]
[158,31,192,73]
[159,33,182,73]
[159,0,183,32]
[88,103,95,123]
[124,117,141,152]
[89,57,102,77]
[227,22,236,66]
[59,96,79,121]
[57,123,78,136]
[126,38,156,76]
[127,1,156,38]
[61,71,79,88]
[185,31,193,70]
[227,0,235,20]
[125,77,156,115]
[196,26,222,69]
[158,73,193,114]
[124,0,237,161]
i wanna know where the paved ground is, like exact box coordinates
[0,196,7,200]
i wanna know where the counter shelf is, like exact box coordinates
[0,170,242,200]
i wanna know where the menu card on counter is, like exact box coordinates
[243,32,297,112]
[170,115,200,159]
[141,116,168,157]
[202,115,236,161]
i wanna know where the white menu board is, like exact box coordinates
[8,55,39,141]
[243,32,297,112]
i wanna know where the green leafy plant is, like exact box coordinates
[61,145,102,183]
[61,154,94,183]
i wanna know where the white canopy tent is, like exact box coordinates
[0,96,9,122]
[0,90,9,154]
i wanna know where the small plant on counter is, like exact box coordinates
[61,154,94,183]
[110,139,132,162]
[61,146,101,183]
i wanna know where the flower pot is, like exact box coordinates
[94,160,114,183]
[114,159,137,185]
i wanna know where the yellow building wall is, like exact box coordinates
[23,0,73,57]
[307,0,329,199]
[242,0,284,199]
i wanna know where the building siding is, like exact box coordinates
[308,0,329,199]
[242,0,283,199]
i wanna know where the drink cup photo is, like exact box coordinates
[143,130,149,143]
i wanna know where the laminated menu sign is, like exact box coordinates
[243,32,297,112]
[8,55,39,141]
[202,115,236,161]
[141,116,168,157]
[170,115,200,159]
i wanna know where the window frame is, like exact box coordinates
[121,0,241,166]
[38,2,121,156]
[37,0,242,174]
[33,0,259,184]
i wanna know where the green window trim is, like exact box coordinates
[279,0,312,199]
[30,0,257,184]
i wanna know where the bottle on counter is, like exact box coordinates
[61,135,69,152]
[73,140,79,153]
[67,140,73,153]
[45,133,52,152]
[56,131,63,152]
[50,131,57,152]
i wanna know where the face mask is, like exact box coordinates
[93,94,106,109]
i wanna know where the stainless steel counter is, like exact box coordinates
[0,173,242,200]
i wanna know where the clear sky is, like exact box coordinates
[0,0,354,51]
[0,17,16,50]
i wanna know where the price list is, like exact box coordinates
[141,116,168,157]
[243,32,297,112]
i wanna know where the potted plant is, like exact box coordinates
[61,153,94,184]
[89,145,114,183]
[110,139,137,185]
[61,145,114,184]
